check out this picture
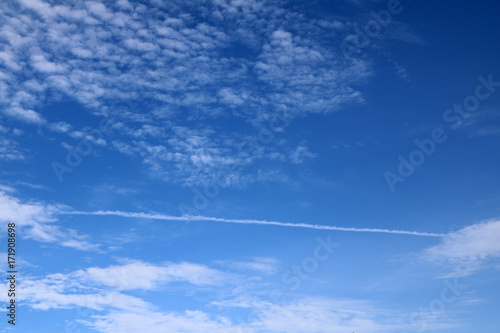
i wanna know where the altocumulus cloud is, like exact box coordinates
[0,0,370,187]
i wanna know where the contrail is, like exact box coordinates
[63,210,445,237]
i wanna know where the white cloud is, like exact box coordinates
[80,310,235,333]
[17,0,54,18]
[0,191,57,230]
[422,220,500,277]
[0,191,99,250]
[4,106,45,124]
[75,261,226,290]
[30,54,67,73]
[385,22,426,45]
[289,145,317,164]
[68,209,444,237]
[91,184,137,196]
[48,121,73,133]
[18,277,151,312]
[79,297,409,333]
[17,264,411,333]
[243,298,399,333]
[86,1,114,21]
[11,259,227,313]
[215,257,279,275]
[0,184,16,193]
[217,88,245,106]
[0,0,374,187]
[9,257,459,333]
[0,136,26,161]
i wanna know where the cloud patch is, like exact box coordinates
[0,191,99,251]
[422,219,500,277]
[75,260,227,290]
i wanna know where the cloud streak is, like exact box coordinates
[64,210,444,237]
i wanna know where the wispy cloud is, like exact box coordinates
[214,257,279,275]
[10,275,151,312]
[421,219,500,277]
[74,260,227,290]
[0,135,26,161]
[0,191,99,251]
[10,260,419,333]
[6,259,227,311]
[64,210,445,237]
[77,296,415,333]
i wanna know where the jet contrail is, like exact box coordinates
[63,210,445,237]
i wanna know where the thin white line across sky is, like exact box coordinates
[64,210,445,237]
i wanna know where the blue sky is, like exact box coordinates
[1,0,500,332]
